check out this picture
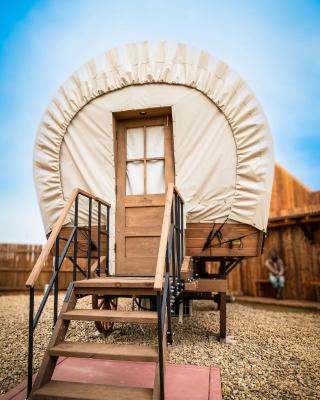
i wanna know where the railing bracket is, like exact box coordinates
[64,282,75,302]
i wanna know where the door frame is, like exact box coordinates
[113,107,175,276]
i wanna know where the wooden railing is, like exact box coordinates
[154,183,184,291]
[153,183,184,399]
[154,184,174,291]
[25,188,110,288]
[26,188,111,398]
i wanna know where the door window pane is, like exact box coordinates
[147,160,165,194]
[127,128,144,159]
[146,126,164,158]
[126,161,144,195]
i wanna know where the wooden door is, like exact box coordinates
[115,116,174,276]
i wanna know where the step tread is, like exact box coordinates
[75,277,155,289]
[50,341,158,362]
[62,309,158,324]
[32,380,153,400]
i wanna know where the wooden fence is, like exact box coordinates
[1,226,319,301]
[0,243,83,291]
[227,223,320,301]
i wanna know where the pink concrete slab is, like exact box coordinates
[53,358,156,388]
[165,364,210,400]
[209,367,223,400]
[2,358,222,400]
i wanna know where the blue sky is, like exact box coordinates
[0,0,320,243]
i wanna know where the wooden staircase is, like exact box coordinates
[26,185,184,400]
[30,279,163,399]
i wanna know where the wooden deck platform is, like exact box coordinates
[236,295,320,311]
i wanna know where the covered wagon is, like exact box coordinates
[27,41,274,399]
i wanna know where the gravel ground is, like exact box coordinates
[0,293,319,399]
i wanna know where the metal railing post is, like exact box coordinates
[106,205,110,276]
[169,207,176,288]
[53,235,59,327]
[73,195,78,281]
[156,291,164,400]
[166,276,173,345]
[174,193,179,279]
[181,199,184,261]
[97,201,101,277]
[87,197,92,279]
[27,286,34,398]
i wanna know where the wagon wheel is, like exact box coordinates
[92,295,118,335]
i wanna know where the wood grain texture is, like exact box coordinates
[196,279,227,292]
[126,237,160,258]
[154,183,174,290]
[50,342,158,362]
[270,163,320,218]
[0,243,87,291]
[113,106,171,121]
[54,225,108,258]
[74,277,155,288]
[32,381,153,400]
[25,188,111,288]
[30,287,77,394]
[25,188,79,287]
[126,207,164,227]
[75,287,157,296]
[180,256,193,280]
[185,223,262,257]
[62,309,158,324]
[115,115,174,277]
[183,279,227,293]
[227,223,320,301]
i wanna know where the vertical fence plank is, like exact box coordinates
[227,224,320,301]
[0,243,85,291]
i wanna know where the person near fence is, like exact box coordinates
[265,249,285,299]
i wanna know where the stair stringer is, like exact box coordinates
[29,285,77,398]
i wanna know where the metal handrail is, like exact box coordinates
[25,188,110,288]
[156,272,170,400]
[160,273,170,331]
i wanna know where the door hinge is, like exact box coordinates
[114,243,116,253]
[115,184,117,194]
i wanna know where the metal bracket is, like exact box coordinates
[64,282,74,303]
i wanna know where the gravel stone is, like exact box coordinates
[0,294,319,399]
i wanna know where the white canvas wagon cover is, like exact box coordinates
[33,41,274,242]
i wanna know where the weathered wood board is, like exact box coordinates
[0,243,86,291]
[227,222,320,301]
[186,223,263,257]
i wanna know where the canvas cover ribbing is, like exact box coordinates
[33,41,274,246]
